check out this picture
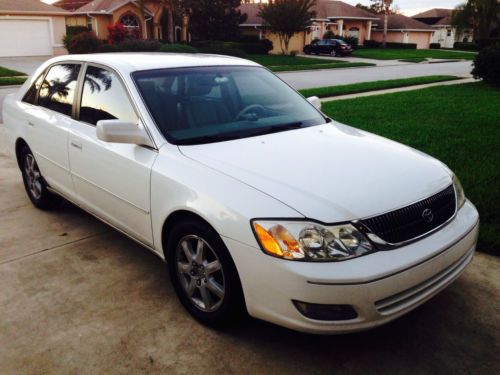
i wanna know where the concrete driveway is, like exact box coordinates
[0,148,498,374]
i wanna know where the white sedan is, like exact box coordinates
[3,53,479,334]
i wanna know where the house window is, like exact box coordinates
[447,29,452,37]
[120,14,141,37]
[349,27,359,38]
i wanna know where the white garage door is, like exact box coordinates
[0,18,52,57]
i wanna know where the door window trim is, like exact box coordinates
[74,62,158,150]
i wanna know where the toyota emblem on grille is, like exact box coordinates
[422,208,434,223]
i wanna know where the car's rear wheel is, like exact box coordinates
[166,218,245,327]
[20,145,61,209]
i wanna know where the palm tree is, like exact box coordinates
[137,0,175,43]
[382,0,392,48]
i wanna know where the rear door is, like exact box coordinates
[23,63,82,198]
[68,64,157,246]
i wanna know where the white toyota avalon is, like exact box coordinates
[3,54,479,334]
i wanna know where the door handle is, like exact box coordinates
[27,121,35,127]
[71,141,82,150]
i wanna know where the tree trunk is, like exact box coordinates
[167,8,174,43]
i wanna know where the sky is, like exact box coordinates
[343,0,464,16]
[43,0,465,17]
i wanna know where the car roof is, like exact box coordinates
[46,53,261,74]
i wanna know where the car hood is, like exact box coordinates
[179,123,452,222]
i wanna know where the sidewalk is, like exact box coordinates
[320,77,476,102]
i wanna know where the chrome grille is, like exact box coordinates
[361,185,456,245]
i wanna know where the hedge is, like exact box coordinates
[430,43,441,49]
[472,44,500,87]
[363,40,417,49]
[160,43,199,53]
[453,42,478,50]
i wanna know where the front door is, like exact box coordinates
[69,64,157,246]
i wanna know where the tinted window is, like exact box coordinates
[79,66,138,126]
[22,73,45,105]
[134,66,326,145]
[38,64,81,116]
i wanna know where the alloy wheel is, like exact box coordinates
[175,235,225,312]
[24,154,42,200]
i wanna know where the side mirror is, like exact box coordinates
[96,120,154,148]
[307,96,322,110]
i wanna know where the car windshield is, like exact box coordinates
[133,66,326,145]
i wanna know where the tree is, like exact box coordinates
[368,0,393,47]
[189,0,247,41]
[452,0,500,40]
[259,0,316,55]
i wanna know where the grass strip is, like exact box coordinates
[321,82,499,255]
[298,75,461,98]
[0,66,27,77]
[0,76,27,86]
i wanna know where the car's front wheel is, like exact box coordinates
[20,145,61,209]
[166,218,245,327]
[330,49,337,57]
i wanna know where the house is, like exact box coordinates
[412,8,473,48]
[239,0,379,54]
[370,14,434,49]
[0,0,69,57]
[239,0,435,53]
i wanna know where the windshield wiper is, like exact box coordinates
[175,122,305,145]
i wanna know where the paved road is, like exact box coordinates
[277,61,474,89]
[0,152,499,374]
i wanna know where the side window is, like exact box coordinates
[22,73,45,105]
[79,66,138,126]
[38,64,81,116]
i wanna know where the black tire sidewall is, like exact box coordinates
[166,219,245,327]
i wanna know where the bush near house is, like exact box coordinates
[430,43,441,49]
[107,22,128,45]
[68,32,101,54]
[362,40,417,49]
[472,44,500,87]
[453,41,478,50]
[116,39,161,52]
[192,41,247,57]
[160,44,199,53]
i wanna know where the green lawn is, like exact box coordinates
[0,66,26,77]
[248,55,374,71]
[0,76,27,86]
[298,76,460,98]
[353,49,477,60]
[321,82,499,255]
[399,58,428,63]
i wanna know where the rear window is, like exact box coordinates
[38,64,81,117]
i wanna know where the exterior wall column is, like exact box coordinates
[338,19,344,36]
[366,20,372,41]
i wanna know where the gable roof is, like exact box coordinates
[0,0,69,14]
[52,0,93,11]
[70,0,152,15]
[412,8,451,19]
[239,0,379,26]
[374,14,434,31]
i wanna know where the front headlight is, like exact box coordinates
[453,174,466,209]
[252,220,375,261]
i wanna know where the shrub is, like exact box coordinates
[342,36,358,47]
[97,43,119,53]
[386,42,417,49]
[66,25,89,37]
[453,41,478,50]
[363,40,382,48]
[476,38,500,50]
[223,40,273,54]
[323,30,335,39]
[198,47,247,58]
[107,22,128,44]
[160,43,199,53]
[68,31,101,54]
[471,44,500,87]
[117,39,161,52]
[430,43,441,49]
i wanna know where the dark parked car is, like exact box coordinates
[304,39,352,57]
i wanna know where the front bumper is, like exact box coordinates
[225,200,479,334]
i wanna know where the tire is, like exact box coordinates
[330,49,337,57]
[304,49,311,55]
[166,218,246,327]
[20,145,62,210]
